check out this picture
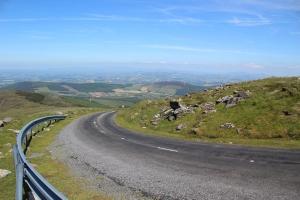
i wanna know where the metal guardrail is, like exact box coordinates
[13,115,68,200]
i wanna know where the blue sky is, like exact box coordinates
[0,0,299,75]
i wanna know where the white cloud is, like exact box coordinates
[142,44,255,55]
[227,16,271,26]
[244,63,265,69]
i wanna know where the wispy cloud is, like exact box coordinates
[0,14,204,25]
[244,63,265,69]
[143,44,216,52]
[142,44,254,55]
[227,15,271,26]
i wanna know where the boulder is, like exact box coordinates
[170,101,181,110]
[0,169,11,179]
[3,117,12,123]
[176,124,186,131]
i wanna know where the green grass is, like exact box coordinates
[0,91,110,199]
[116,77,300,149]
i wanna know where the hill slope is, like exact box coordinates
[116,77,300,148]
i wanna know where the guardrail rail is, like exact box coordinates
[13,115,68,200]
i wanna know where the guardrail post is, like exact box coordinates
[13,145,24,200]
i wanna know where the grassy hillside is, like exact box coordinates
[0,91,109,199]
[116,77,300,149]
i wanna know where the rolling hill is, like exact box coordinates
[116,77,300,148]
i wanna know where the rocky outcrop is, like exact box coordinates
[151,100,196,125]
[216,90,251,108]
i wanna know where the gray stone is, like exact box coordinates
[200,102,216,114]
[0,169,11,179]
[176,124,186,131]
[151,121,159,126]
[168,115,175,121]
[220,123,235,129]
[3,117,12,123]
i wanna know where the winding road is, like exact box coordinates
[55,112,300,200]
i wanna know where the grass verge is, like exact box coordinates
[0,107,111,200]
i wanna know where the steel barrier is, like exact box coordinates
[13,115,67,200]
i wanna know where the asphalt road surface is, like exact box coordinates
[56,112,300,200]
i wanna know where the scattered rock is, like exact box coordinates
[176,124,186,131]
[168,115,175,121]
[200,102,216,114]
[216,90,251,108]
[8,129,19,134]
[151,120,158,126]
[3,117,12,123]
[142,126,147,129]
[55,111,64,115]
[220,123,235,129]
[0,169,11,179]
[216,95,234,104]
[282,110,293,116]
[44,128,50,132]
